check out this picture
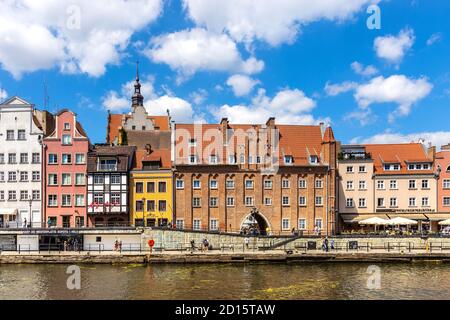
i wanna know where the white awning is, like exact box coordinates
[0,208,18,216]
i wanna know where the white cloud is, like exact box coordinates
[354,75,433,122]
[351,131,450,150]
[183,0,378,46]
[344,108,375,126]
[216,88,328,125]
[374,28,415,64]
[351,61,378,77]
[226,74,259,97]
[426,33,442,46]
[145,28,264,78]
[0,87,8,101]
[0,0,162,78]
[325,81,358,96]
[189,89,208,105]
[101,76,194,122]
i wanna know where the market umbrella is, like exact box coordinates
[438,219,450,226]
[359,217,388,232]
[387,217,418,225]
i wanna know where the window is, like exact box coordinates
[316,179,323,189]
[359,181,366,190]
[245,196,254,206]
[408,163,431,170]
[17,130,26,140]
[384,164,400,171]
[158,182,167,193]
[8,171,17,182]
[147,200,155,212]
[193,180,201,189]
[6,130,14,140]
[93,193,104,205]
[210,219,218,231]
[359,166,366,173]
[111,175,121,184]
[346,181,354,190]
[189,155,197,164]
[136,182,144,193]
[159,200,167,212]
[136,200,144,212]
[209,155,218,164]
[48,195,57,207]
[443,197,450,207]
[390,180,397,189]
[226,197,235,207]
[282,196,290,206]
[346,166,354,173]
[110,193,120,205]
[409,180,416,189]
[20,153,28,164]
[75,173,85,185]
[228,155,236,164]
[0,172,4,182]
[409,197,416,207]
[32,171,40,182]
[176,219,184,230]
[8,191,16,201]
[346,198,354,208]
[422,197,429,207]
[48,154,58,164]
[422,180,429,189]
[245,180,254,189]
[62,194,71,207]
[62,135,72,145]
[226,180,235,189]
[377,180,385,190]
[0,191,4,201]
[282,218,290,230]
[315,196,323,206]
[20,190,28,201]
[32,190,40,201]
[298,219,306,230]
[284,156,293,164]
[309,156,318,164]
[444,180,450,189]
[210,197,218,207]
[99,159,117,171]
[282,179,290,189]
[193,219,201,231]
[377,198,385,208]
[193,197,201,208]
[210,180,218,189]
[0,154,3,164]
[61,173,71,186]
[315,219,323,230]
[298,180,306,189]
[248,155,254,164]
[390,198,397,207]
[299,196,306,206]
[93,175,104,184]
[264,180,273,189]
[64,123,70,130]
[358,198,366,208]
[32,153,40,164]
[264,197,272,206]
[188,138,197,147]
[75,195,85,207]
[240,154,245,164]
[20,171,28,182]
[75,154,86,164]
[8,153,16,164]
[176,179,184,189]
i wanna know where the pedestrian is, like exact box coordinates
[203,238,209,252]
[63,240,68,252]
[114,240,119,251]
[190,239,195,252]
[244,237,250,249]
[324,237,329,252]
[23,218,27,229]
[330,239,335,251]
[119,240,123,252]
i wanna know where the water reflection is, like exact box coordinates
[0,263,450,300]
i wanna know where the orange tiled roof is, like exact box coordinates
[364,143,434,175]
[132,148,171,170]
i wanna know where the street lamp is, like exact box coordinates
[27,196,33,228]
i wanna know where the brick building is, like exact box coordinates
[173,118,337,235]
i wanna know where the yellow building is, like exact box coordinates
[130,147,173,227]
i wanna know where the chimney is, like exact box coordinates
[428,145,436,161]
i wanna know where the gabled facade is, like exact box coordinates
[173,118,337,235]
[87,145,136,227]
[43,109,90,228]
[0,97,44,228]
[436,145,450,214]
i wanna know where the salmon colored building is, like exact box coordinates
[43,110,90,228]
[436,144,450,214]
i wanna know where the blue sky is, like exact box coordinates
[0,0,449,146]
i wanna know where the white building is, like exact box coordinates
[0,97,44,228]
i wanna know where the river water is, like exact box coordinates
[0,262,449,300]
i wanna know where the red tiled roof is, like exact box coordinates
[364,143,433,175]
[132,148,171,170]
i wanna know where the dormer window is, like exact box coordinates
[64,123,70,131]
[309,155,318,164]
[384,164,400,171]
[98,159,117,171]
[284,155,293,165]
[408,163,431,171]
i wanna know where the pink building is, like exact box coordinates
[44,110,90,228]
[436,145,450,214]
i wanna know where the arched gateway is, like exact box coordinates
[240,208,271,236]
